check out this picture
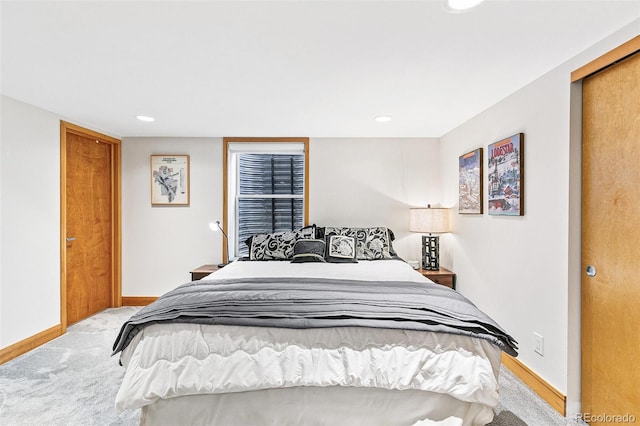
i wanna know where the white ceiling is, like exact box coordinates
[1,1,639,138]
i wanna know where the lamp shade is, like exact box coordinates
[445,0,485,12]
[409,207,451,233]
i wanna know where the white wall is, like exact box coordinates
[309,137,441,262]
[121,138,223,296]
[439,21,639,416]
[121,137,441,296]
[0,96,61,348]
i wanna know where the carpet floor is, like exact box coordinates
[0,307,581,425]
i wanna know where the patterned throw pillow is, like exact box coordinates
[249,226,316,260]
[291,239,326,263]
[325,235,358,263]
[322,227,393,260]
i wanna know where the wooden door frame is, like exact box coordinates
[60,121,122,333]
[572,35,639,416]
[571,36,640,83]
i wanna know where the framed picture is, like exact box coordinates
[488,133,524,216]
[458,148,483,214]
[150,155,190,206]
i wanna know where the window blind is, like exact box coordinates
[236,153,305,256]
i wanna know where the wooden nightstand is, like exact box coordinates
[418,267,456,290]
[190,264,219,281]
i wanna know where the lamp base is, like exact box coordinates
[421,235,440,270]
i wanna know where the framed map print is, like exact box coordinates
[150,155,190,206]
[488,133,523,216]
[458,148,483,214]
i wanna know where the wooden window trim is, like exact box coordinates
[222,137,310,262]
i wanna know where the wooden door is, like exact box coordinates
[582,51,640,422]
[62,122,121,326]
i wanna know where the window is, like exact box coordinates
[223,138,309,258]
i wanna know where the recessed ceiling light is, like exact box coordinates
[136,115,155,122]
[444,0,485,13]
[374,115,392,123]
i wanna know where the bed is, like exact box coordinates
[113,227,517,426]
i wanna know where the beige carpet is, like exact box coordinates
[0,307,575,425]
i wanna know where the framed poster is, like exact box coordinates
[458,148,483,214]
[150,155,190,206]
[488,133,524,216]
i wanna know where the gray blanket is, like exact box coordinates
[113,277,518,356]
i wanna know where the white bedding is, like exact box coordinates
[199,258,432,283]
[116,260,503,425]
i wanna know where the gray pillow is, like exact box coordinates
[291,239,326,263]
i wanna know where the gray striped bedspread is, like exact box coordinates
[113,276,518,356]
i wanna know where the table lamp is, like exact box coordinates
[409,205,451,270]
[209,221,229,268]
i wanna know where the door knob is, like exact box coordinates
[66,237,77,242]
[586,265,597,277]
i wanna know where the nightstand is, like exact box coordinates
[418,267,456,290]
[190,264,219,281]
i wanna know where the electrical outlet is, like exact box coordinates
[534,333,544,356]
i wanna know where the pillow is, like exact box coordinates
[322,226,393,260]
[245,224,316,250]
[291,239,326,263]
[325,235,358,263]
[298,224,317,238]
[387,228,399,257]
[249,226,316,260]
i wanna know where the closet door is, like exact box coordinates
[581,51,639,421]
